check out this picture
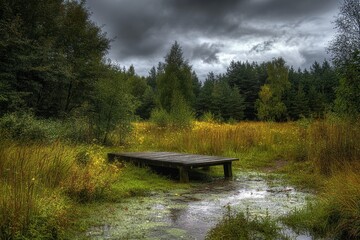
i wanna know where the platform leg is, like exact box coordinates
[179,166,189,183]
[223,162,233,179]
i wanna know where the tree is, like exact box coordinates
[328,0,360,117]
[157,42,194,112]
[0,0,110,118]
[196,72,215,117]
[256,58,289,121]
[334,51,360,116]
[328,0,360,65]
[226,61,265,120]
[92,66,136,144]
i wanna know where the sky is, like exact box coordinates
[86,0,340,80]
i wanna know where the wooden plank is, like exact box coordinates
[108,152,238,182]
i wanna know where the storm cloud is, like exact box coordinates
[86,0,339,79]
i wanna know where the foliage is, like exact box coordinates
[328,0,360,65]
[334,51,360,117]
[150,93,194,129]
[92,66,136,145]
[157,41,194,113]
[283,166,360,239]
[169,90,194,128]
[307,119,360,175]
[0,111,97,144]
[226,61,267,120]
[0,142,122,239]
[196,72,246,122]
[206,206,286,240]
[256,58,290,121]
[329,0,360,118]
[150,108,171,128]
[0,0,110,118]
[63,148,120,202]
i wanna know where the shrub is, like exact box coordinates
[62,148,120,202]
[206,206,287,240]
[150,108,171,127]
[0,112,59,142]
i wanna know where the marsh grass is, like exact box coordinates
[0,142,122,239]
[0,142,74,239]
[1,118,359,239]
[206,206,288,240]
[283,165,360,239]
[307,120,360,175]
[129,120,360,239]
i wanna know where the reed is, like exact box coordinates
[0,142,74,238]
[130,121,302,157]
[307,120,360,175]
[0,142,120,238]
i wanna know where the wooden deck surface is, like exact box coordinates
[108,152,238,182]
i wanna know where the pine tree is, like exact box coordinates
[157,41,194,112]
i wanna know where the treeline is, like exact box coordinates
[139,44,339,123]
[0,0,141,143]
[0,0,359,143]
[195,59,338,121]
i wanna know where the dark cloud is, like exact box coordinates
[192,43,223,64]
[241,0,338,20]
[85,0,339,77]
[250,40,275,53]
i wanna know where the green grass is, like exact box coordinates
[206,206,289,240]
[103,164,189,201]
[282,166,360,239]
[1,118,360,239]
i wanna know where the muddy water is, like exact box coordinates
[86,172,312,240]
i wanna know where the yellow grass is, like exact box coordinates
[0,142,120,238]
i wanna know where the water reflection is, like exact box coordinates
[86,172,313,240]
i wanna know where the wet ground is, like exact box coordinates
[85,172,313,240]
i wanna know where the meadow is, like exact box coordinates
[0,118,359,239]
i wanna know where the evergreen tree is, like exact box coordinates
[196,72,215,117]
[226,61,264,120]
[157,41,194,112]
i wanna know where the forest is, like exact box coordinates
[0,0,359,239]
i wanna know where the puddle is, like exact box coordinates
[84,172,313,240]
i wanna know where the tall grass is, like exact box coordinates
[0,142,120,239]
[307,120,360,175]
[0,142,74,239]
[130,121,303,156]
[283,165,360,239]
[131,119,359,174]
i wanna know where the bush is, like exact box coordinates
[150,108,171,127]
[0,112,60,141]
[62,148,120,202]
[206,206,287,240]
[0,112,125,144]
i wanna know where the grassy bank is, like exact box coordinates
[0,119,359,239]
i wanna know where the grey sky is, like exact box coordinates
[86,0,340,80]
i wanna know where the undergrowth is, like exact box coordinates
[206,206,288,240]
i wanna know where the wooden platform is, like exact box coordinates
[108,152,238,183]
